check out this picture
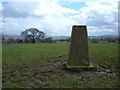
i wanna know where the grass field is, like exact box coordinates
[2,42,119,88]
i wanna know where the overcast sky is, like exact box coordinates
[0,0,119,36]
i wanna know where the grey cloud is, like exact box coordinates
[84,9,118,36]
[87,18,112,26]
[112,11,118,23]
[2,2,39,18]
[86,10,117,26]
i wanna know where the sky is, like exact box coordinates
[0,0,119,36]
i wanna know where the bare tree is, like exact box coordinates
[21,28,45,43]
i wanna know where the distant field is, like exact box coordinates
[2,42,119,88]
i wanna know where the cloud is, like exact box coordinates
[0,3,3,33]
[3,16,78,36]
[2,1,79,36]
[0,3,2,11]
[1,0,119,36]
[33,1,79,17]
[2,1,79,18]
[2,2,39,18]
[70,0,118,35]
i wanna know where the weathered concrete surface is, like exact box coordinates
[68,25,90,67]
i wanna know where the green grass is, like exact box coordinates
[2,42,119,88]
[3,42,68,63]
[89,43,119,68]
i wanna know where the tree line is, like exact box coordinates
[2,28,53,43]
[2,28,119,44]
[2,28,70,44]
[89,37,119,43]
